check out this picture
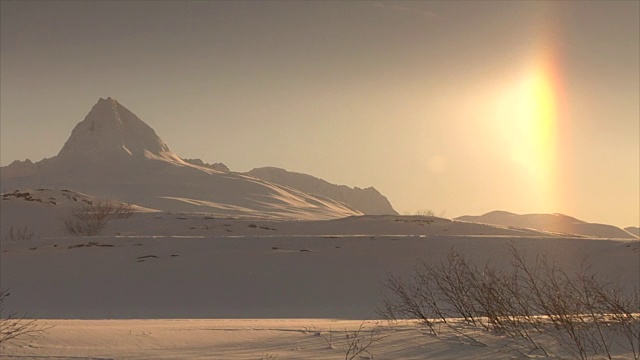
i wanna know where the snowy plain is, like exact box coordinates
[8,318,638,360]
[1,195,638,359]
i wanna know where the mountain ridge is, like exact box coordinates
[246,167,398,215]
[0,97,396,219]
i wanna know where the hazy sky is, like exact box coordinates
[1,1,638,227]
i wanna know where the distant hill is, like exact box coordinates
[246,167,398,215]
[456,211,638,239]
[625,227,640,237]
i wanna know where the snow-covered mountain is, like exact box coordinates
[56,97,181,163]
[246,167,398,215]
[456,210,638,239]
[0,98,365,220]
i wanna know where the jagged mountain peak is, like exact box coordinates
[56,97,178,162]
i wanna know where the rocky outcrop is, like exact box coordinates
[182,158,229,172]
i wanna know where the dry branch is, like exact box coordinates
[380,244,640,359]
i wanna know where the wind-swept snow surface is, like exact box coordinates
[1,210,638,319]
[2,196,638,360]
[3,318,638,359]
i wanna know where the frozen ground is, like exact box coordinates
[1,195,638,359]
[2,212,638,319]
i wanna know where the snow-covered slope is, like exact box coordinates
[0,98,362,220]
[182,158,229,171]
[0,188,157,240]
[456,210,638,239]
[1,191,557,241]
[246,167,398,215]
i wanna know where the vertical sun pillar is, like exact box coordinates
[529,59,560,211]
[497,47,563,212]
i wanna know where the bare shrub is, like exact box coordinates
[4,225,35,242]
[318,326,334,349]
[343,321,385,360]
[309,321,385,359]
[410,209,446,217]
[380,244,640,359]
[0,289,50,344]
[63,200,134,236]
[414,209,436,216]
